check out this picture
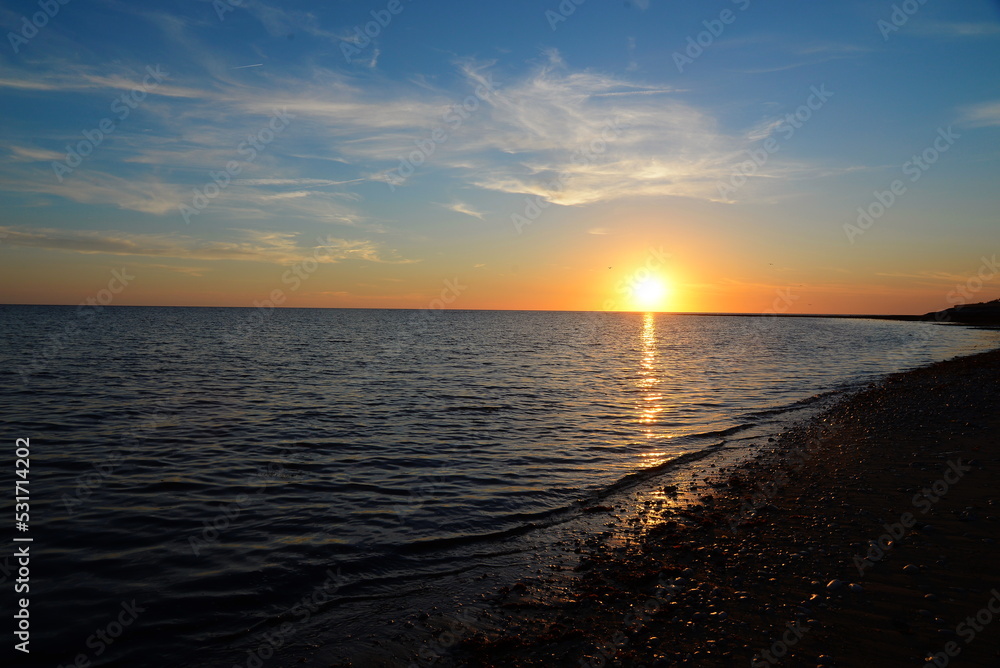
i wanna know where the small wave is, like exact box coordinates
[577,444,726,503]
[394,443,730,554]
[693,423,756,439]
[399,520,552,553]
[738,387,848,420]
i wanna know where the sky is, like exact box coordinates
[1,0,999,314]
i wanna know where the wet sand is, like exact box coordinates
[431,348,1000,667]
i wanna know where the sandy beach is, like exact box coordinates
[414,348,1000,667]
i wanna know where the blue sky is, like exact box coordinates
[1,0,999,312]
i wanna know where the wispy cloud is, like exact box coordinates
[441,201,486,219]
[917,21,1000,38]
[876,269,990,285]
[3,169,187,216]
[144,263,212,277]
[232,178,366,188]
[51,47,802,208]
[0,40,835,221]
[0,225,412,264]
[0,63,202,99]
[236,0,343,41]
[961,100,1000,128]
[426,53,752,205]
[7,146,64,162]
[626,36,639,72]
[732,40,869,74]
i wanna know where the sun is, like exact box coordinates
[631,276,670,311]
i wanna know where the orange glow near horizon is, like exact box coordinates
[1,242,997,316]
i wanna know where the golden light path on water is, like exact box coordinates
[631,312,692,533]
[637,312,672,465]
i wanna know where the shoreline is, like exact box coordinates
[291,397,842,668]
[393,348,1000,667]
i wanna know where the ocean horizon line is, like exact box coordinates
[1,303,930,319]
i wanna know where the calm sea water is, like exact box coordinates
[1,306,997,666]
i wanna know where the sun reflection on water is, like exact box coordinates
[637,313,669,458]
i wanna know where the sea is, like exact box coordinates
[1,306,997,667]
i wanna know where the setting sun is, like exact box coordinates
[631,276,670,311]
